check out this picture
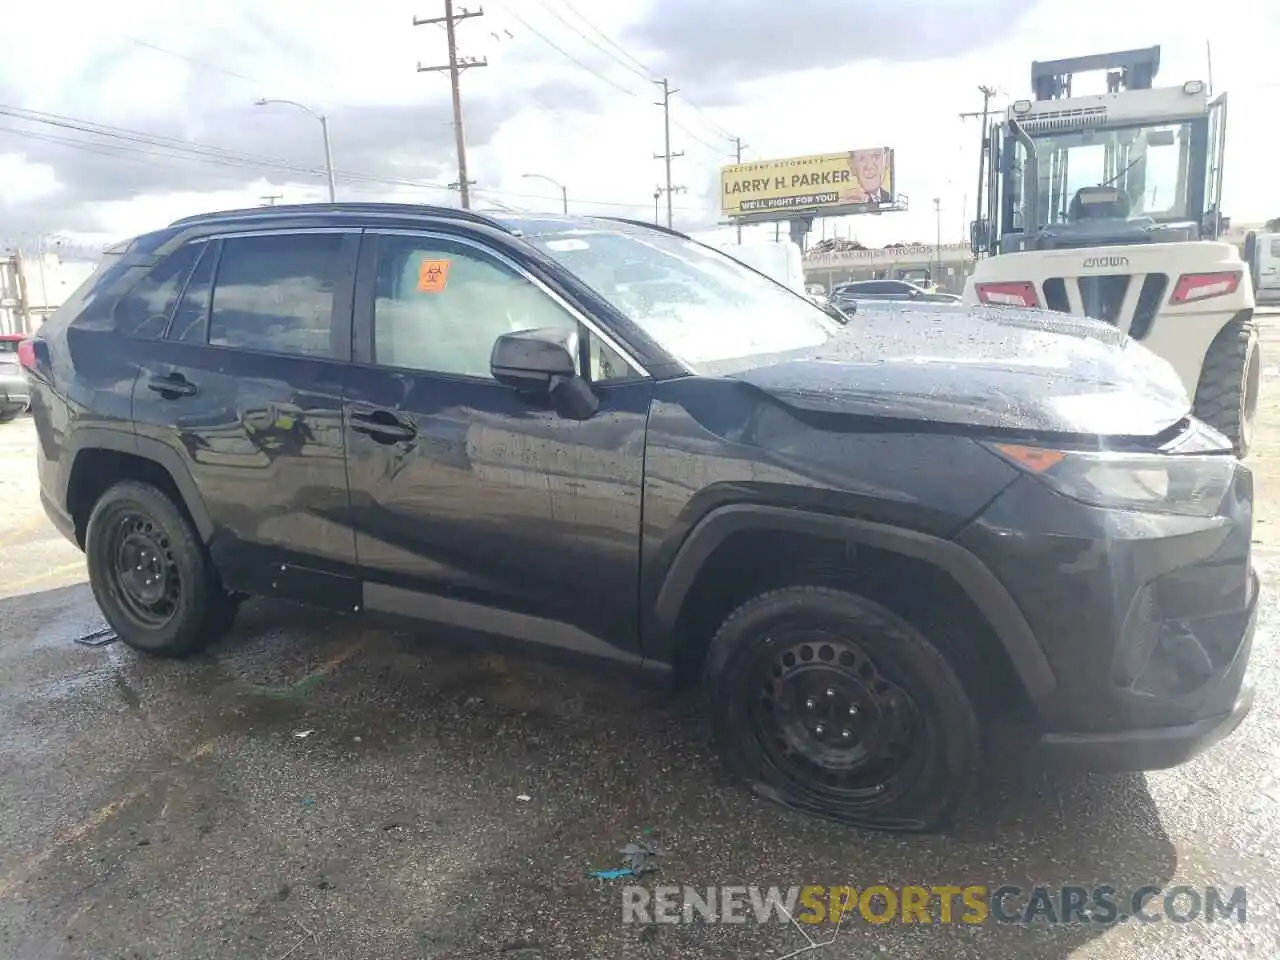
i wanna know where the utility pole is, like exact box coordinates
[259,194,283,206]
[933,198,942,285]
[730,135,748,244]
[416,1,486,209]
[653,78,684,228]
[960,85,997,246]
[653,186,661,224]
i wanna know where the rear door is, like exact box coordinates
[131,229,362,609]
[342,228,652,663]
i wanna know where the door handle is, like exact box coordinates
[349,409,417,443]
[146,374,198,398]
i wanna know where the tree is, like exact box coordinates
[1266,217,1280,232]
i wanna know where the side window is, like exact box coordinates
[209,233,344,358]
[168,242,217,343]
[587,332,642,383]
[372,235,578,379]
[112,244,200,339]
[1270,239,1280,258]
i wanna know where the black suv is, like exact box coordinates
[27,204,1257,832]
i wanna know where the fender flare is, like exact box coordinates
[647,503,1056,704]
[65,427,215,542]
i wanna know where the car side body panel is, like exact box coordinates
[635,379,1031,668]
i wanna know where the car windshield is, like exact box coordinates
[515,219,839,372]
[1022,121,1196,228]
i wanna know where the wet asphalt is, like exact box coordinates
[3,323,1280,959]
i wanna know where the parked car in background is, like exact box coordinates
[832,279,962,305]
[23,203,1258,833]
[0,334,30,421]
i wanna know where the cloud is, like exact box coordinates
[0,0,607,237]
[623,0,1031,101]
[0,71,601,237]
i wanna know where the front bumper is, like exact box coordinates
[958,459,1257,770]
[1038,683,1254,771]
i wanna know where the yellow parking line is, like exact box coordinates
[0,512,50,547]
[0,560,85,595]
[251,633,374,697]
[0,741,217,899]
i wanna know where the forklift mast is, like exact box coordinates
[1030,46,1161,100]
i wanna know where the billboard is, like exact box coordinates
[720,148,895,219]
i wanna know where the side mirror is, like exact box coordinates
[970,219,991,253]
[491,327,578,391]
[490,327,599,421]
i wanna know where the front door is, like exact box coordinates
[343,229,652,663]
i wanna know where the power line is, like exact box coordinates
[498,3,646,100]
[0,103,713,213]
[502,0,733,154]
[545,0,735,145]
[555,0,651,76]
[118,35,360,113]
[528,0,648,81]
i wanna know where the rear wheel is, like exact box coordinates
[0,409,18,424]
[705,586,979,833]
[1194,315,1261,457]
[85,480,237,657]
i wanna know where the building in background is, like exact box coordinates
[803,242,974,294]
[0,244,102,335]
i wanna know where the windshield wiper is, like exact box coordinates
[822,301,852,324]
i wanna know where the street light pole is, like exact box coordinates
[933,197,942,286]
[521,173,568,214]
[255,98,336,202]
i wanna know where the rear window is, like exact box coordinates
[0,340,18,354]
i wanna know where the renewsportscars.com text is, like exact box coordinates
[621,884,1248,926]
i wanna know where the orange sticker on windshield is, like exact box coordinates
[417,259,451,292]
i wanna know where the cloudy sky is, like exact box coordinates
[1,0,1277,254]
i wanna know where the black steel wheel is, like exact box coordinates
[107,512,182,629]
[707,586,979,833]
[85,480,236,657]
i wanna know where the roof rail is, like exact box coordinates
[168,201,510,231]
[597,216,691,239]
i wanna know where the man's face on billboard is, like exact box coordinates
[849,150,884,193]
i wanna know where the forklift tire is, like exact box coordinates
[1193,314,1261,458]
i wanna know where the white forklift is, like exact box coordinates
[964,46,1260,455]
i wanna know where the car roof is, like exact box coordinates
[164,203,692,242]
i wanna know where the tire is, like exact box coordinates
[705,586,979,833]
[85,480,237,657]
[1193,314,1261,457]
[0,409,17,424]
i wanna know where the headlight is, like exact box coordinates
[985,443,1235,517]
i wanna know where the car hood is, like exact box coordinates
[731,303,1190,436]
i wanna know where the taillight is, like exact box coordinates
[17,339,36,371]
[1170,271,1241,304]
[975,281,1040,308]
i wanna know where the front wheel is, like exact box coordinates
[85,480,237,657]
[1194,315,1261,458]
[705,586,979,833]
